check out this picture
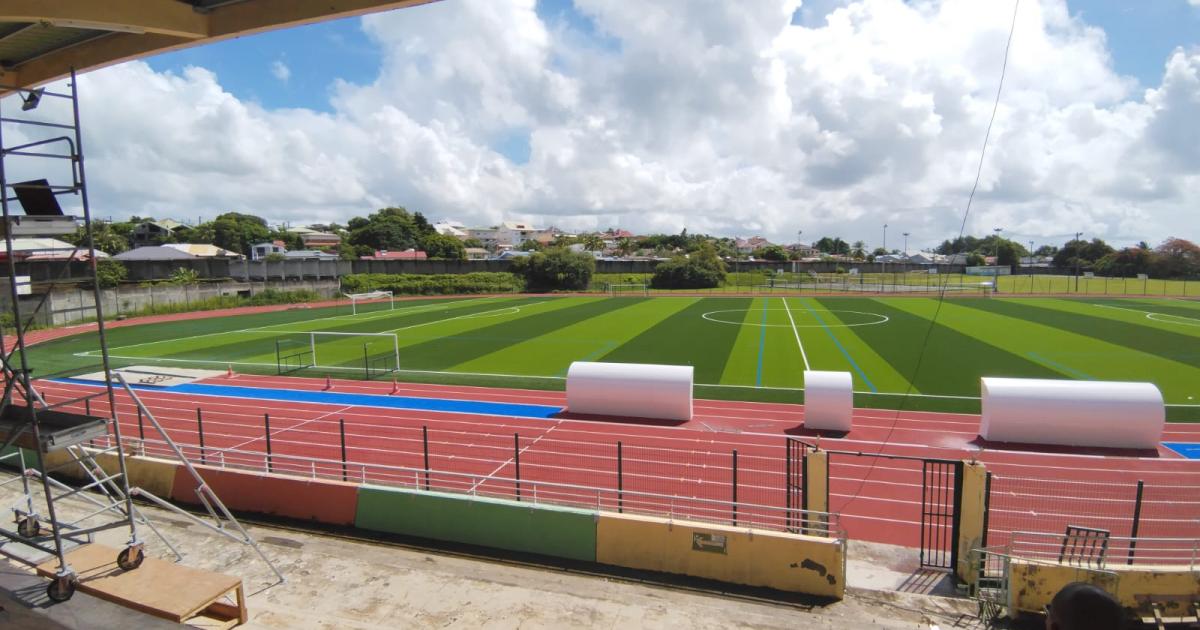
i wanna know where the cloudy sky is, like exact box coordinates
[17,0,1200,251]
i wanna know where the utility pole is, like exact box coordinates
[882,224,888,252]
[903,232,910,257]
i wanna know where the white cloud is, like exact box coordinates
[23,0,1200,249]
[270,59,290,83]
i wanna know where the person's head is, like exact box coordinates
[1045,582,1125,630]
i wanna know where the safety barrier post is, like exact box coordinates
[514,433,521,501]
[422,426,430,490]
[339,418,348,482]
[197,407,206,464]
[731,449,738,526]
[1127,480,1144,565]
[955,460,987,584]
[617,441,623,513]
[264,413,273,472]
[137,405,145,440]
[85,396,90,416]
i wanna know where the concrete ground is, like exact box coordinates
[0,467,995,629]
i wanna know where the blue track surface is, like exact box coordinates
[1163,442,1200,460]
[53,378,563,419]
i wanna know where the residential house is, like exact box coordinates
[360,249,427,261]
[286,226,341,250]
[735,236,774,254]
[162,243,242,259]
[786,242,819,258]
[251,241,287,261]
[131,219,185,246]
[433,221,469,240]
[283,250,339,260]
[465,247,489,260]
[0,237,108,262]
[114,245,200,261]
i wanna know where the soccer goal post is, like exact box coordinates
[306,331,400,370]
[606,283,649,296]
[344,290,394,315]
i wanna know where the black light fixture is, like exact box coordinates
[21,88,44,111]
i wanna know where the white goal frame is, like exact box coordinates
[277,331,401,369]
[344,290,394,315]
[607,283,649,296]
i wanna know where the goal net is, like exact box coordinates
[274,331,400,374]
[606,283,649,296]
[344,290,394,315]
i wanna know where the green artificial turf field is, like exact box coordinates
[28,295,1200,419]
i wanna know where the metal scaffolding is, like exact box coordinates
[0,70,146,602]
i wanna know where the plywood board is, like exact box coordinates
[35,543,245,625]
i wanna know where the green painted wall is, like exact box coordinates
[355,485,597,562]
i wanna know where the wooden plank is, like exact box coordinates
[35,543,244,624]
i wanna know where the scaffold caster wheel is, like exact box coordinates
[16,516,40,538]
[117,546,144,571]
[46,576,76,603]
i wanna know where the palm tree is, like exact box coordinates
[581,234,605,252]
[616,237,635,257]
[851,240,866,260]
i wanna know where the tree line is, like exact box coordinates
[69,207,466,261]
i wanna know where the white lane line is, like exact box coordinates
[226,404,355,451]
[468,421,560,493]
[780,297,811,371]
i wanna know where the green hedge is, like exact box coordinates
[342,272,522,295]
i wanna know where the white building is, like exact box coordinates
[433,221,469,239]
[467,221,549,250]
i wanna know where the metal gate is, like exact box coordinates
[920,459,963,570]
[784,437,806,533]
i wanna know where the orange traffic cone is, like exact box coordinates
[323,375,332,391]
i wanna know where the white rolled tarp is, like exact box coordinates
[803,370,853,432]
[980,377,1164,449]
[566,361,693,421]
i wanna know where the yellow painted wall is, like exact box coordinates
[597,511,845,599]
[48,449,179,500]
[956,461,986,584]
[1010,559,1200,617]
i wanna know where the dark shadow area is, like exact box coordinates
[783,425,850,440]
[551,410,688,427]
[968,436,1161,458]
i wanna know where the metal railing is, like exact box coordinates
[115,435,842,538]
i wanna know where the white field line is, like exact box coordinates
[387,300,550,333]
[85,297,495,357]
[780,297,811,371]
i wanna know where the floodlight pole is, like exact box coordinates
[1073,231,1082,292]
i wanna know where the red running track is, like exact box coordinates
[33,375,1200,550]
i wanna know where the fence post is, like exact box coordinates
[137,405,145,440]
[731,449,738,526]
[84,396,91,416]
[264,413,272,472]
[1127,480,1145,565]
[513,433,521,501]
[422,425,430,490]
[339,418,348,482]
[617,441,623,513]
[196,407,205,464]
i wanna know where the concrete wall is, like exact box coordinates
[2,279,341,327]
[596,511,845,599]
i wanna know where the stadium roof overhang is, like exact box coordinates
[0,0,438,95]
